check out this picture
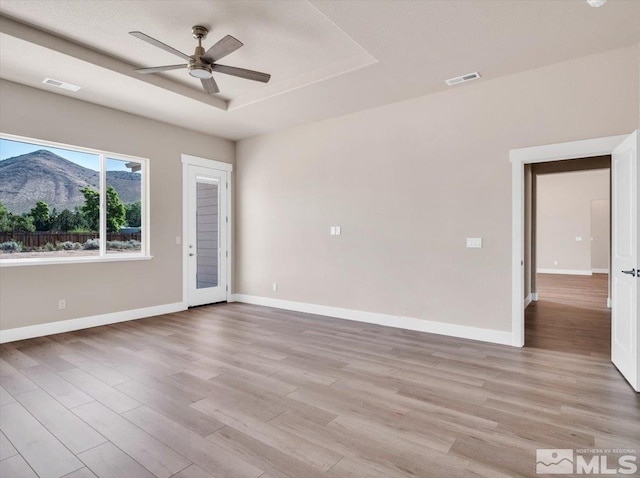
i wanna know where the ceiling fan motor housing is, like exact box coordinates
[188,42,213,79]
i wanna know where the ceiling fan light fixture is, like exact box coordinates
[188,64,212,79]
[130,26,270,95]
[587,0,607,7]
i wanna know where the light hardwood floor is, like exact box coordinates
[526,273,611,356]
[1,302,638,478]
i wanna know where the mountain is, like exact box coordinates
[103,170,143,207]
[0,150,141,214]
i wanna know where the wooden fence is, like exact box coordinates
[0,232,141,248]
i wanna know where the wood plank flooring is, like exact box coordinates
[526,273,611,356]
[1,302,638,477]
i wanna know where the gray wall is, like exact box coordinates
[537,170,610,273]
[235,45,639,333]
[0,80,234,331]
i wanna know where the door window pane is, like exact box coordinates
[196,180,219,289]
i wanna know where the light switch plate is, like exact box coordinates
[335,226,341,236]
[575,236,583,241]
[330,227,336,235]
[466,237,482,248]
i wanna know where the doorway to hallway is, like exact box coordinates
[511,131,639,391]
[525,164,611,357]
[525,273,610,356]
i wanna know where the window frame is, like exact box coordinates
[0,133,151,267]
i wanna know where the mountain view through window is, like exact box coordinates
[0,137,144,260]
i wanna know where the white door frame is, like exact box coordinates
[510,134,628,347]
[181,154,233,307]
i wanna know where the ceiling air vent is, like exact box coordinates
[42,78,81,92]
[445,72,481,86]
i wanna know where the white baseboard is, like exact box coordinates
[524,293,539,306]
[537,269,592,276]
[592,268,609,274]
[231,294,512,346]
[0,302,187,344]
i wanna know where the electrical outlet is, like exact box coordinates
[554,261,558,266]
[175,236,181,245]
[272,282,278,292]
[58,299,66,310]
[466,237,482,248]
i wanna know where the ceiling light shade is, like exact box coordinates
[587,0,607,7]
[188,64,212,79]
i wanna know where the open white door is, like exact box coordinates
[611,130,639,391]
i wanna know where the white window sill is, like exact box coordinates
[0,255,153,268]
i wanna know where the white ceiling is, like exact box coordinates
[1,0,639,141]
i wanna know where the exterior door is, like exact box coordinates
[611,130,639,391]
[186,164,228,306]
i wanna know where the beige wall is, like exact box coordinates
[0,80,234,331]
[536,170,609,273]
[236,46,638,333]
[591,199,611,271]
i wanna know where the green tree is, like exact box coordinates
[49,207,58,229]
[73,207,88,231]
[125,201,141,227]
[80,186,127,233]
[50,209,80,232]
[80,186,100,232]
[10,215,35,232]
[30,201,51,231]
[0,201,11,233]
[106,187,126,232]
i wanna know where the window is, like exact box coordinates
[0,133,149,265]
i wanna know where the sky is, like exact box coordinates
[0,138,137,172]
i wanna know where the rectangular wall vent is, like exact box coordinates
[445,72,481,86]
[42,78,81,92]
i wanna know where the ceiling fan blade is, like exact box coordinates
[134,64,188,74]
[129,31,192,61]
[201,35,243,63]
[212,64,271,83]
[201,77,220,95]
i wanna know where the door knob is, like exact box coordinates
[621,268,636,277]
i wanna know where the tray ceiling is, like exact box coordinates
[1,0,639,140]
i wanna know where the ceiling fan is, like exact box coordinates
[129,25,271,95]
